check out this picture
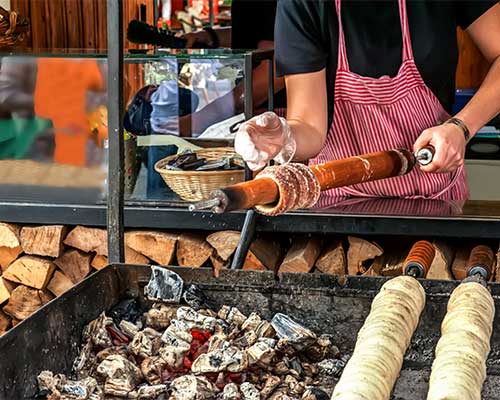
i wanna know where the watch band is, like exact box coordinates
[444,117,471,142]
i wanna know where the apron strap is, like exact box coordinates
[334,0,415,72]
[334,0,350,71]
[398,0,415,62]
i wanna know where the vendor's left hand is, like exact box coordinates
[413,123,466,173]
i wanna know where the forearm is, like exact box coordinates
[456,56,500,136]
[288,118,326,161]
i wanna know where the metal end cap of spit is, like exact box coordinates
[404,262,425,279]
[416,147,434,166]
[468,266,490,281]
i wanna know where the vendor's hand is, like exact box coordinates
[235,112,296,171]
[413,123,466,173]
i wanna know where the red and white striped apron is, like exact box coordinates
[310,0,468,207]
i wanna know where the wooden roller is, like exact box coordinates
[190,147,433,213]
[404,241,436,279]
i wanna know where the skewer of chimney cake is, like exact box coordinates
[331,243,496,399]
[190,147,435,215]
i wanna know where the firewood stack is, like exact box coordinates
[1,220,499,337]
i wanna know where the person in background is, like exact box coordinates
[177,0,285,136]
[0,58,106,166]
[235,0,500,202]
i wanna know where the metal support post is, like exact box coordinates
[107,0,125,263]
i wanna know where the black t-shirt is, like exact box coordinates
[275,0,496,126]
[231,0,286,108]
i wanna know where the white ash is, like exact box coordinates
[37,300,344,400]
[240,382,260,400]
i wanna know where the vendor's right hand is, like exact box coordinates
[235,112,295,171]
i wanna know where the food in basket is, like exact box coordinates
[164,150,245,172]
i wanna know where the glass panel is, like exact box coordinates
[123,53,247,203]
[0,56,107,204]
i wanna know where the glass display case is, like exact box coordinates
[0,48,273,208]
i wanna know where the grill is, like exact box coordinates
[1,265,500,399]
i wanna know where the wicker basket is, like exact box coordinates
[0,6,29,50]
[155,148,245,202]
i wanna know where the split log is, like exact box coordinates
[3,256,56,289]
[39,288,55,305]
[3,285,44,320]
[278,237,322,274]
[347,236,383,276]
[64,226,107,256]
[0,223,20,248]
[177,233,213,268]
[0,310,11,335]
[125,231,178,266]
[0,278,10,304]
[451,247,470,281]
[11,318,21,327]
[47,270,75,297]
[125,247,150,265]
[20,225,67,258]
[0,245,22,272]
[315,240,346,276]
[54,250,92,284]
[207,231,241,262]
[244,237,282,272]
[369,250,407,277]
[91,255,108,271]
[427,241,454,280]
[210,255,230,278]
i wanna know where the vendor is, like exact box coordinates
[235,0,500,201]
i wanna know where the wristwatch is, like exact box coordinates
[444,117,471,143]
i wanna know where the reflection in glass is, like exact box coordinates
[0,56,107,204]
[125,55,245,202]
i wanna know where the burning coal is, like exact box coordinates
[37,269,346,400]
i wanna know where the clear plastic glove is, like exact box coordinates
[234,111,296,171]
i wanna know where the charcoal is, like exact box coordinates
[129,331,156,359]
[145,304,178,330]
[306,335,339,362]
[161,321,193,347]
[317,355,349,378]
[62,377,101,399]
[109,298,143,324]
[240,382,260,400]
[255,321,275,338]
[267,386,294,400]
[96,346,128,363]
[176,307,219,331]
[285,375,306,396]
[241,313,262,332]
[144,267,183,303]
[247,340,276,366]
[233,330,257,349]
[218,306,247,327]
[37,371,62,396]
[140,356,165,385]
[170,375,215,400]
[300,363,318,378]
[96,355,142,397]
[182,284,212,310]
[73,342,96,379]
[129,384,168,399]
[271,314,316,351]
[301,388,329,400]
[222,382,241,400]
[191,346,248,374]
[83,313,113,348]
[120,320,140,339]
[261,375,281,399]
[207,334,229,353]
[37,371,102,400]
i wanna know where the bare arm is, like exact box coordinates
[455,3,500,135]
[285,69,328,161]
